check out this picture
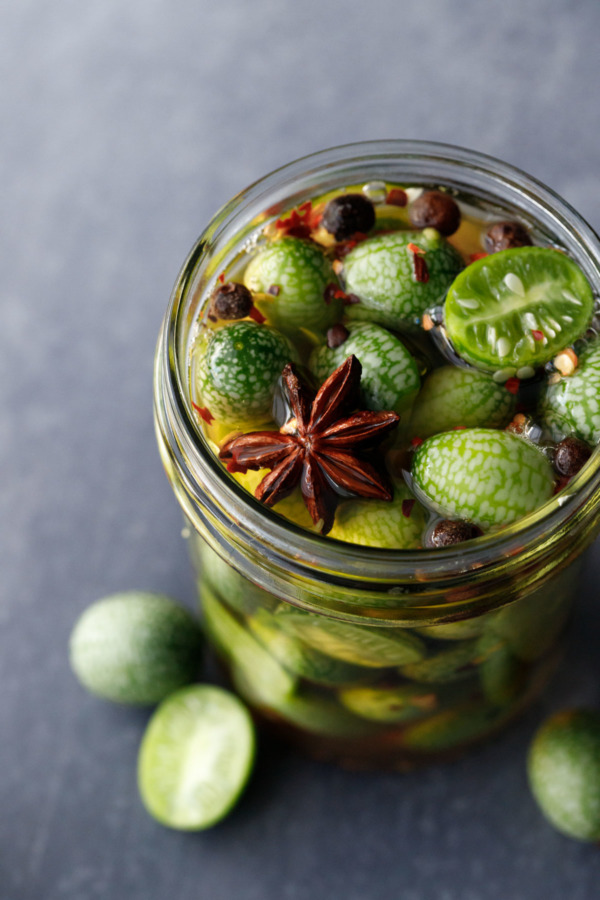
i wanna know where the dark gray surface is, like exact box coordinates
[3,2,600,898]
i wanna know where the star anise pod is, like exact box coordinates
[219,355,400,534]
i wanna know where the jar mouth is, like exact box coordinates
[156,139,600,604]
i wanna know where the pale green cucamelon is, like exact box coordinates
[244,236,342,332]
[541,340,600,443]
[408,365,516,439]
[329,483,426,549]
[528,709,600,841]
[411,428,554,527]
[309,321,420,414]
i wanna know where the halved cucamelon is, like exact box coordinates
[445,247,594,375]
[138,685,255,830]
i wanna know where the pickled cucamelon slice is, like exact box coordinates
[408,365,516,439]
[490,565,575,662]
[445,247,594,375]
[243,237,342,333]
[338,683,438,724]
[194,539,278,617]
[309,321,420,414]
[201,586,296,703]
[399,640,481,684]
[343,229,464,331]
[232,666,376,738]
[415,617,490,642]
[541,340,600,443]
[411,428,555,527]
[274,609,426,668]
[400,701,501,752]
[248,609,370,687]
[477,633,526,707]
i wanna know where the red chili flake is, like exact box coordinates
[192,402,214,424]
[413,254,429,283]
[218,272,225,284]
[334,233,369,259]
[505,377,520,395]
[324,282,339,305]
[275,211,298,230]
[324,283,360,306]
[406,242,429,283]
[335,240,358,258]
[248,306,266,324]
[275,201,315,239]
[386,188,408,207]
[309,208,323,229]
[267,284,281,296]
[453,425,467,430]
[468,252,488,263]
[402,499,416,518]
[410,436,424,448]
[532,329,545,341]
[288,224,313,239]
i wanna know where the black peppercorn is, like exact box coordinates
[409,190,461,236]
[321,194,376,241]
[211,282,253,320]
[553,436,592,477]
[326,324,350,349]
[484,221,533,254]
[426,519,483,548]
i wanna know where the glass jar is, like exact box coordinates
[153,141,600,768]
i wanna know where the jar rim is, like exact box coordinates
[155,140,600,613]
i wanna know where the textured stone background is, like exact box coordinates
[2,2,600,898]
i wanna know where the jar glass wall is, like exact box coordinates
[154,141,600,767]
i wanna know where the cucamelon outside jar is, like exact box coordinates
[153,141,600,768]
